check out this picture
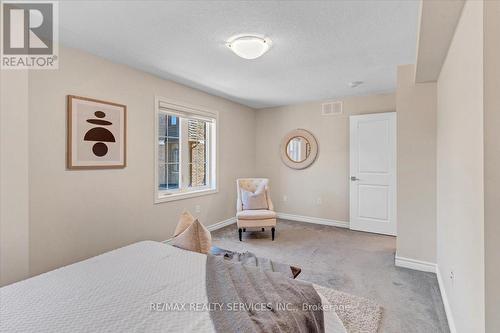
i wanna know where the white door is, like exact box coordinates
[349,112,396,236]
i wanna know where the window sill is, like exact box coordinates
[155,188,218,203]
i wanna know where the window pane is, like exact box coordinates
[188,119,207,187]
[189,163,206,187]
[167,163,179,189]
[158,164,167,190]
[158,138,179,184]
[158,138,166,163]
[159,164,180,190]
[159,114,180,138]
[167,138,179,163]
[159,113,181,192]
[167,115,179,138]
[188,119,206,142]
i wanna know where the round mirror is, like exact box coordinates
[286,136,310,163]
[280,129,318,169]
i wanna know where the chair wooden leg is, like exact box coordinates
[271,227,275,241]
[239,228,242,241]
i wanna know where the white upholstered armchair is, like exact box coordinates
[236,178,277,241]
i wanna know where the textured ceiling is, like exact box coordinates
[59,1,419,108]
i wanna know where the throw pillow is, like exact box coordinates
[171,219,212,254]
[241,183,268,210]
[173,210,195,237]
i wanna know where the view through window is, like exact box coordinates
[157,104,216,201]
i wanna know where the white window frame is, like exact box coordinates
[155,96,218,203]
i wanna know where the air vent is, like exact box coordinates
[321,101,343,116]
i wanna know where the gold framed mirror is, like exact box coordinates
[280,129,318,169]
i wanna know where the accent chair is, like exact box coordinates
[236,178,277,241]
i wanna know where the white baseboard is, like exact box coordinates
[207,214,349,231]
[436,266,457,333]
[276,212,349,229]
[165,213,347,243]
[394,256,456,332]
[206,217,236,232]
[394,255,437,273]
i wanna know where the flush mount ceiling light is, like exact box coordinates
[226,35,272,60]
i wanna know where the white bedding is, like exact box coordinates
[0,241,345,333]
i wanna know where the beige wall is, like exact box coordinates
[436,1,485,332]
[27,47,256,276]
[0,70,31,286]
[396,64,437,263]
[484,1,500,331]
[255,94,395,222]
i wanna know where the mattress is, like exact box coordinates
[0,241,345,332]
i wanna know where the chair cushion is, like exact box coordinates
[241,183,268,210]
[171,219,212,254]
[237,209,277,220]
[173,211,195,237]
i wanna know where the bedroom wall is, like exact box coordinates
[484,1,500,331]
[27,46,256,276]
[254,93,395,223]
[395,64,437,264]
[0,70,30,286]
[436,1,485,332]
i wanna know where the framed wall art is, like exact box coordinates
[67,95,126,169]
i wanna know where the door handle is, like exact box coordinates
[350,176,359,181]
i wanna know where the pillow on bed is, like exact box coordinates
[241,183,268,210]
[173,211,195,237]
[171,219,212,254]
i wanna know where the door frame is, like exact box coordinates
[349,112,397,236]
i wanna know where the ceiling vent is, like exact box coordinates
[321,101,343,116]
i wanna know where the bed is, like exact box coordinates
[0,241,347,332]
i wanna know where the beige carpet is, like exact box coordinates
[315,284,383,333]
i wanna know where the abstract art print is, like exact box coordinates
[67,95,126,169]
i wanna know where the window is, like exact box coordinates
[156,98,217,203]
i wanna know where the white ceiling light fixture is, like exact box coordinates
[226,35,272,60]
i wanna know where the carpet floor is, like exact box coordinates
[211,219,449,333]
